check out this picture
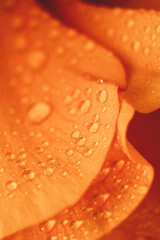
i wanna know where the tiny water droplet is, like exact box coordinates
[41,140,49,147]
[132,40,141,52]
[27,50,46,70]
[43,167,54,176]
[6,181,17,191]
[103,211,112,219]
[0,168,4,174]
[65,149,74,156]
[96,90,107,104]
[126,19,135,28]
[63,95,72,105]
[68,107,76,115]
[155,25,160,33]
[84,40,95,51]
[40,219,56,233]
[72,89,81,99]
[23,170,35,181]
[79,100,91,114]
[27,102,51,124]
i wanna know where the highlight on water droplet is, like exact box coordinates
[88,122,99,133]
[71,130,80,139]
[27,102,51,124]
[5,152,15,160]
[83,148,93,157]
[43,167,54,177]
[77,137,86,146]
[65,149,74,156]
[70,220,83,230]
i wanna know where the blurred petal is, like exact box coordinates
[0,0,125,238]
[46,0,160,113]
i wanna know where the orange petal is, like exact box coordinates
[3,135,153,240]
[46,0,160,113]
[0,0,124,238]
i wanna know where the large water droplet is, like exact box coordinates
[27,50,46,70]
[79,100,91,114]
[6,181,17,191]
[96,90,107,104]
[27,102,51,124]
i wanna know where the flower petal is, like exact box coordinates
[46,0,160,113]
[0,0,125,238]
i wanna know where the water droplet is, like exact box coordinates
[68,107,76,115]
[126,19,135,28]
[55,46,65,56]
[113,160,125,172]
[84,40,95,51]
[27,50,46,70]
[72,89,81,99]
[5,152,15,160]
[71,130,80,139]
[79,100,91,114]
[35,147,44,153]
[41,140,49,147]
[18,152,27,160]
[132,40,141,52]
[155,25,160,33]
[96,90,107,104]
[103,211,112,219]
[23,170,35,181]
[83,148,93,157]
[70,220,83,230]
[0,168,4,174]
[11,16,23,30]
[27,102,51,124]
[49,29,59,39]
[144,26,151,34]
[40,219,56,233]
[92,114,99,122]
[14,36,26,51]
[106,28,114,37]
[43,167,54,176]
[143,47,150,56]
[92,193,110,207]
[65,149,74,156]
[6,181,17,191]
[121,34,128,42]
[63,95,72,105]
[88,122,99,133]
[77,137,86,146]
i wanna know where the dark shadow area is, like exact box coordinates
[83,0,160,10]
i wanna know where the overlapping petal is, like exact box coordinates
[46,0,160,113]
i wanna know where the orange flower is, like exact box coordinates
[0,0,159,239]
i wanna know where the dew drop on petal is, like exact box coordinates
[126,19,135,28]
[132,40,141,52]
[103,211,112,219]
[71,130,80,139]
[23,170,35,181]
[96,90,107,104]
[40,219,56,233]
[0,168,4,174]
[88,122,99,133]
[70,220,83,230]
[63,95,72,105]
[41,140,49,147]
[83,148,93,157]
[5,152,15,160]
[92,193,110,207]
[27,102,51,124]
[79,100,91,114]
[77,137,86,146]
[43,167,54,177]
[84,40,95,51]
[27,50,46,70]
[65,149,74,156]
[6,181,17,191]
